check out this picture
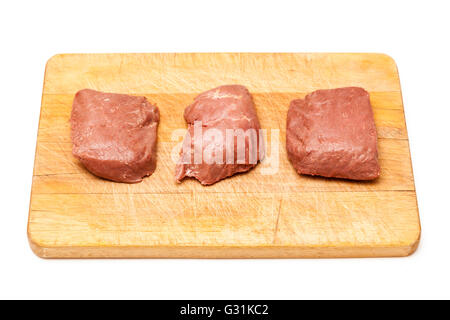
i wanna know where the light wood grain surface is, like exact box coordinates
[28,53,420,258]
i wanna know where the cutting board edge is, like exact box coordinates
[42,52,401,94]
[28,231,420,259]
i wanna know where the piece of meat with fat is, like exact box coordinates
[175,85,264,185]
[286,87,380,180]
[70,89,160,183]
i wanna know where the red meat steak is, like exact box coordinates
[175,85,264,185]
[70,89,160,183]
[286,87,380,180]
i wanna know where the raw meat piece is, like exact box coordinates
[70,89,160,183]
[286,87,380,180]
[175,85,264,185]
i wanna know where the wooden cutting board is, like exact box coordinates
[28,53,420,258]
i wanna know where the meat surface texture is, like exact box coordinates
[175,85,263,185]
[286,87,380,180]
[70,89,160,183]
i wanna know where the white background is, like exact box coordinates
[0,0,449,299]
